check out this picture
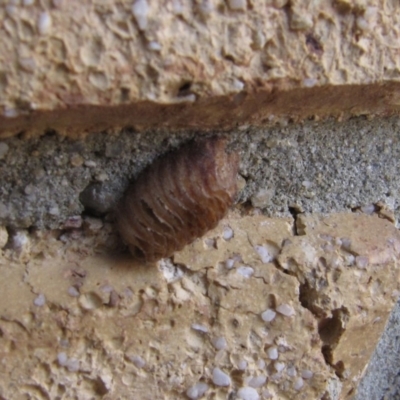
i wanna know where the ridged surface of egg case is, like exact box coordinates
[117,137,240,262]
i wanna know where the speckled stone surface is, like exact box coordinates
[1,115,400,230]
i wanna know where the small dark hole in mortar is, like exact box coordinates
[178,82,192,97]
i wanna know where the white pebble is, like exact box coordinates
[355,256,369,269]
[33,293,46,307]
[6,5,17,17]
[129,355,146,368]
[198,0,213,16]
[275,335,289,348]
[84,217,103,232]
[204,238,216,248]
[267,346,278,360]
[49,206,60,216]
[132,0,149,30]
[335,237,342,246]
[23,0,35,5]
[148,41,161,51]
[222,226,234,240]
[19,57,36,72]
[68,286,80,297]
[248,375,267,388]
[361,204,375,214]
[191,323,208,333]
[237,265,254,278]
[276,304,295,317]
[356,16,370,31]
[237,387,259,400]
[59,339,69,348]
[251,188,275,208]
[63,215,83,229]
[301,369,313,379]
[100,284,113,293]
[293,377,304,390]
[186,382,209,399]
[287,366,297,377]
[238,360,247,370]
[261,309,276,322]
[212,368,231,386]
[175,93,196,103]
[57,352,68,366]
[212,337,227,350]
[364,6,378,19]
[172,0,183,14]
[232,79,245,91]
[319,233,333,242]
[84,160,97,168]
[322,243,334,253]
[228,0,246,10]
[225,254,241,269]
[11,230,29,250]
[158,258,184,283]
[345,254,355,266]
[254,245,273,264]
[290,12,313,30]
[38,11,52,35]
[274,362,285,373]
[3,108,18,118]
[341,237,351,249]
[66,358,80,372]
[301,179,313,188]
[270,372,282,382]
[262,389,272,398]
[303,79,317,88]
[0,143,10,160]
[0,227,8,249]
[257,360,265,369]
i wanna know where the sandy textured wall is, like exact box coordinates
[1,0,400,135]
[2,209,400,399]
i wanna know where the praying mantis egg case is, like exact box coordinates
[116,137,240,263]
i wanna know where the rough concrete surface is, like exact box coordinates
[1,115,400,230]
[354,299,400,400]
